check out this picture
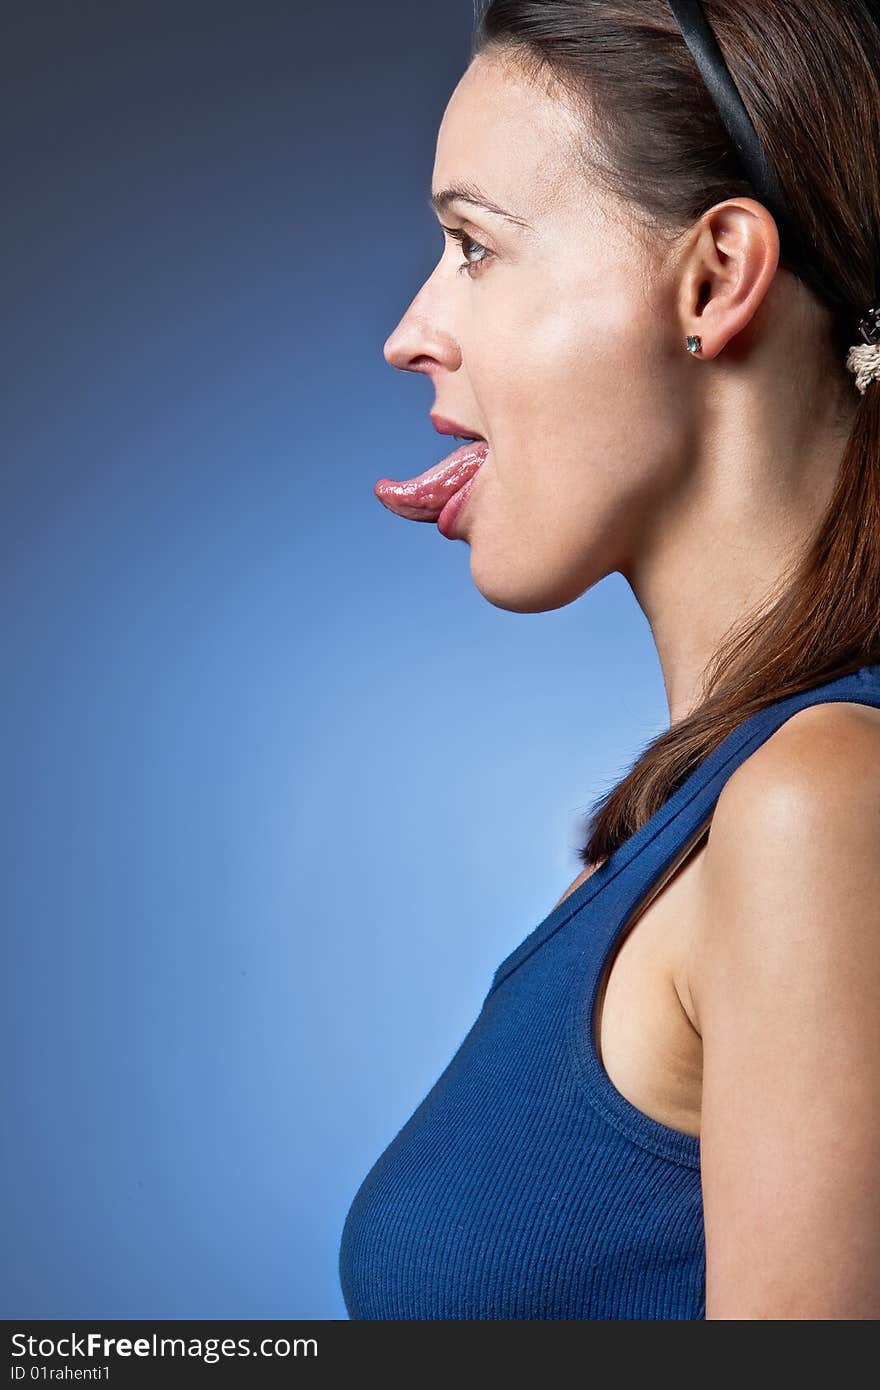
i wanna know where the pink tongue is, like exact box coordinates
[374,438,489,521]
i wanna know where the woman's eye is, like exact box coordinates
[442,226,493,277]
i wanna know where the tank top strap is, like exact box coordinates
[487,661,880,1000]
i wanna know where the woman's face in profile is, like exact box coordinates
[383,50,689,613]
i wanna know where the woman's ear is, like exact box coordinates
[677,198,781,361]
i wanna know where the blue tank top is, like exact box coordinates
[338,663,880,1319]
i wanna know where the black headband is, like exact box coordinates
[665,0,799,257]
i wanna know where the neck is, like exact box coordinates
[623,372,857,725]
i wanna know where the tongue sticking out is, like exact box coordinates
[374,438,489,521]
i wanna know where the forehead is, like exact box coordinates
[432,51,585,222]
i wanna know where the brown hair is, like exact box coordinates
[470,0,880,868]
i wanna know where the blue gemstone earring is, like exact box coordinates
[686,334,702,354]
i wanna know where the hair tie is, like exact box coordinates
[846,307,880,396]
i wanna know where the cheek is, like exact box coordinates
[465,259,678,593]
[489,301,671,521]
[488,269,667,438]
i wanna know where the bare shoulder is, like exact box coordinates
[706,697,880,860]
[690,696,880,1318]
[693,695,880,976]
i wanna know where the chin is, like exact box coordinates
[468,552,586,614]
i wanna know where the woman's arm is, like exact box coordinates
[692,702,880,1319]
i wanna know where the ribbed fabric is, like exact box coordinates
[338,663,880,1319]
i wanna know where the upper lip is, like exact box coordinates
[430,413,486,440]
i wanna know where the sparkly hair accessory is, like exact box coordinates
[846,307,880,396]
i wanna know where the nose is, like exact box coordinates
[383,278,462,376]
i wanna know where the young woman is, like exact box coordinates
[339,0,880,1319]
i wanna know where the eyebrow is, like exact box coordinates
[428,181,534,230]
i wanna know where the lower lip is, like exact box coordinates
[437,465,482,539]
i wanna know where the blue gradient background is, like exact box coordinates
[3,1,669,1318]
